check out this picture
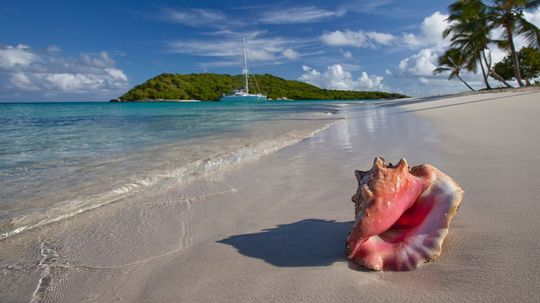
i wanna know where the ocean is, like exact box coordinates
[0,100,349,240]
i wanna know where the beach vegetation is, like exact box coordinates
[119,73,406,101]
[444,0,494,89]
[488,0,540,86]
[440,0,540,88]
[494,46,540,83]
[433,48,477,91]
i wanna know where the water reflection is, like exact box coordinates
[314,102,442,167]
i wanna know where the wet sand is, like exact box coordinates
[2,89,540,302]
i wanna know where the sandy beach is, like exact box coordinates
[2,89,540,302]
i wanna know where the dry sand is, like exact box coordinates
[2,89,540,302]
[392,89,540,301]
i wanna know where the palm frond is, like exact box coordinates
[433,67,452,75]
[516,15,540,47]
[443,26,454,39]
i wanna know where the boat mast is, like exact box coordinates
[242,36,249,94]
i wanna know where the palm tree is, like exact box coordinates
[444,0,515,89]
[434,48,476,91]
[487,0,540,86]
[444,0,493,89]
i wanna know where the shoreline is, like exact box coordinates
[0,110,338,242]
[1,89,540,302]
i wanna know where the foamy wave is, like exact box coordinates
[0,121,334,241]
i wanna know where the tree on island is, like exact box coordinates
[438,0,540,88]
[118,73,406,101]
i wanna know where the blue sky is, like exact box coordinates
[1,0,540,101]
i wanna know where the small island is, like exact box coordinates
[114,73,406,101]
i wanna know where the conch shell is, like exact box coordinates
[346,157,464,271]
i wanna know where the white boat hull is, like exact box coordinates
[219,94,267,102]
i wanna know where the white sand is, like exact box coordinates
[1,89,539,302]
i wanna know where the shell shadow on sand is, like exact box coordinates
[217,219,353,267]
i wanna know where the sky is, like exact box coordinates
[1,0,540,101]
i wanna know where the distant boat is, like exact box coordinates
[220,37,267,102]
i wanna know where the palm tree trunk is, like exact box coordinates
[456,74,475,91]
[479,57,491,89]
[506,26,524,87]
[488,69,514,88]
[482,49,514,88]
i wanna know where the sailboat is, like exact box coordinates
[219,37,267,102]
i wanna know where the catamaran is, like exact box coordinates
[220,37,267,102]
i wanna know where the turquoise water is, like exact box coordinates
[0,100,352,239]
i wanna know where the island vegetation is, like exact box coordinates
[117,73,406,101]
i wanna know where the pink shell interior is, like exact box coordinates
[346,157,464,271]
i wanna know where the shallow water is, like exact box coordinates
[0,100,348,239]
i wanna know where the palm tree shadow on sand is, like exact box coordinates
[217,219,354,267]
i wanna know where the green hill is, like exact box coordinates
[117,73,406,101]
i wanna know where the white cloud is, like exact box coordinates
[0,45,128,100]
[366,32,396,45]
[169,40,240,57]
[160,8,231,28]
[9,72,38,90]
[259,6,346,24]
[341,50,352,59]
[401,11,450,48]
[420,11,450,46]
[0,44,40,68]
[348,0,393,13]
[320,30,397,48]
[152,7,249,30]
[282,48,300,60]
[358,71,385,89]
[105,67,128,81]
[168,32,302,64]
[80,51,115,68]
[401,33,421,48]
[398,48,440,77]
[320,11,448,50]
[321,30,366,47]
[299,64,384,91]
